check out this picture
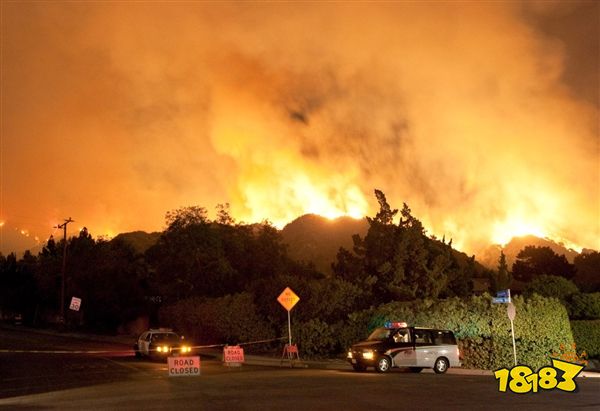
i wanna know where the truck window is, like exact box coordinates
[413,329,432,344]
[367,328,391,341]
[433,330,456,345]
[392,328,411,343]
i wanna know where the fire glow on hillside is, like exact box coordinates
[1,2,598,256]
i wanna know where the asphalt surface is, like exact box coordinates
[1,325,599,410]
[2,324,599,376]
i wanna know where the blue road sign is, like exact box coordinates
[497,290,509,299]
[492,297,510,304]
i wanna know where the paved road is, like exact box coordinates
[1,327,599,410]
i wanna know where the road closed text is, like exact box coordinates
[168,356,201,377]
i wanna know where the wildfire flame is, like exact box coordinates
[1,2,598,257]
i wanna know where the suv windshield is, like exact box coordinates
[367,328,391,341]
[152,333,179,342]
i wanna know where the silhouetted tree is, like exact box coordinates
[445,253,475,298]
[165,206,208,231]
[215,203,235,225]
[333,189,469,305]
[75,237,148,332]
[147,207,232,301]
[512,246,575,282]
[574,251,600,292]
[0,253,35,318]
[489,251,512,292]
[34,236,62,320]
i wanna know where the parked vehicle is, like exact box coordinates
[133,328,192,360]
[347,321,460,373]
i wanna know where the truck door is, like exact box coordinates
[413,329,435,367]
[141,332,152,355]
[390,328,415,367]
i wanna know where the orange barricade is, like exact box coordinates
[280,344,301,367]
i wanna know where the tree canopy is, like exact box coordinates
[333,190,472,306]
[512,246,576,282]
[574,251,600,292]
[6,191,593,339]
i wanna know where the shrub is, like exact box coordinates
[568,293,600,320]
[551,342,588,366]
[341,294,573,370]
[159,292,275,350]
[570,320,600,359]
[294,319,337,358]
[523,275,579,301]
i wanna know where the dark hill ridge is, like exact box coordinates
[112,231,161,254]
[280,214,489,278]
[478,235,582,269]
[281,214,368,275]
[110,218,593,279]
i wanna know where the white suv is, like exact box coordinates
[134,328,192,360]
[347,322,461,373]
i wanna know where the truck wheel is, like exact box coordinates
[434,357,449,374]
[376,356,391,373]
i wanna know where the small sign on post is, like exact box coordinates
[277,287,300,312]
[497,290,510,299]
[507,302,516,321]
[223,345,245,367]
[492,289,511,304]
[278,287,301,367]
[69,297,82,312]
[277,287,300,347]
[491,290,517,366]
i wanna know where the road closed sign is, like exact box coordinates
[223,345,245,365]
[168,356,200,377]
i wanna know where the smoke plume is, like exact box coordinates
[1,2,598,256]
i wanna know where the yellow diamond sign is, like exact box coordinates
[277,287,300,311]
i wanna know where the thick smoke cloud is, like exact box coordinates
[1,2,598,255]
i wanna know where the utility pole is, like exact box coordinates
[56,217,74,324]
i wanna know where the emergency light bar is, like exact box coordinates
[384,321,408,328]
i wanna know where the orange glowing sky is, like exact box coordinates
[1,1,598,256]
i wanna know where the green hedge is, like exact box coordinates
[571,320,600,359]
[568,293,600,320]
[159,292,276,350]
[327,294,573,369]
[159,292,576,369]
[523,275,579,300]
[293,319,339,358]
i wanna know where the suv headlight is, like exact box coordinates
[347,350,353,359]
[362,350,374,360]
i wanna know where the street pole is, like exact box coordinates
[510,317,517,366]
[507,290,517,366]
[57,217,74,323]
[287,310,292,346]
